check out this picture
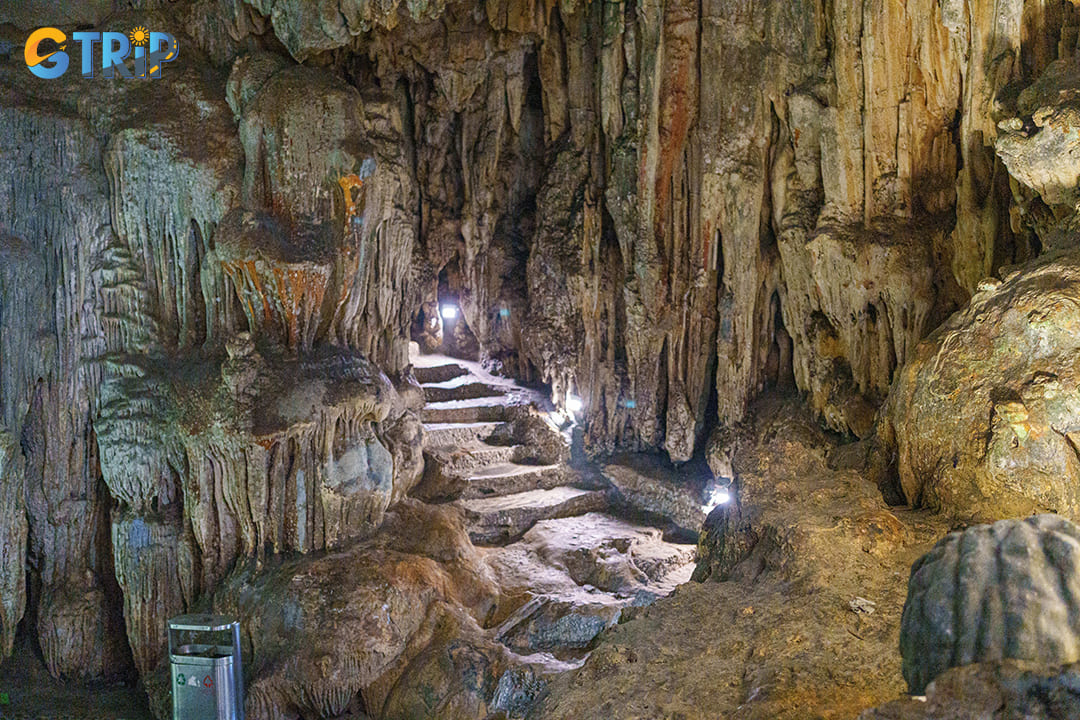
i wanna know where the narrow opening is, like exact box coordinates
[436,257,479,361]
[764,292,794,390]
[95,480,137,682]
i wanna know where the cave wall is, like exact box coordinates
[221,0,1072,459]
[0,8,423,680]
[0,0,1077,689]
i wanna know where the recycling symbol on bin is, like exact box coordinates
[187,675,200,687]
[203,675,213,688]
[176,673,185,686]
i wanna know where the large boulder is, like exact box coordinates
[882,251,1080,521]
[900,515,1080,694]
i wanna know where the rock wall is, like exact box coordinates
[0,96,126,678]
[1,0,1079,699]
[0,13,422,682]
[150,0,1077,460]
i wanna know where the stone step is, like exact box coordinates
[493,596,622,655]
[427,442,527,474]
[602,459,709,539]
[462,462,571,499]
[422,381,507,403]
[413,363,469,384]
[423,421,508,447]
[461,487,610,545]
[526,513,697,587]
[421,398,511,424]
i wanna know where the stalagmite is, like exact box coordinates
[0,428,26,658]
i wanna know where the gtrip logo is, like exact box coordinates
[25,26,179,80]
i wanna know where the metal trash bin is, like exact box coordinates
[168,614,245,720]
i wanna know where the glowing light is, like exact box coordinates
[499,307,511,318]
[624,399,637,409]
[566,394,584,414]
[440,304,458,320]
[546,410,570,429]
[704,484,732,512]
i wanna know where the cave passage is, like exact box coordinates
[5,0,1080,719]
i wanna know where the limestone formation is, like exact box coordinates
[202,500,505,720]
[3,0,1080,716]
[229,56,419,370]
[99,343,408,675]
[860,660,1080,720]
[534,397,950,720]
[602,456,711,537]
[18,0,1055,471]
[0,89,125,678]
[882,250,1080,521]
[998,55,1080,212]
[900,515,1080,694]
[0,428,25,658]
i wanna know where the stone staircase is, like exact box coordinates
[411,353,699,661]
[414,354,600,541]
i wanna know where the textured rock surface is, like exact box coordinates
[0,89,126,679]
[100,341,406,676]
[201,500,522,720]
[185,0,1073,459]
[411,352,699,682]
[484,511,696,671]
[2,0,1080,714]
[998,55,1080,212]
[0,428,26,658]
[0,27,422,684]
[532,397,951,720]
[860,660,1080,720]
[900,515,1080,694]
[602,455,710,536]
[883,251,1080,521]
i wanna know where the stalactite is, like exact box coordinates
[4,0,1080,707]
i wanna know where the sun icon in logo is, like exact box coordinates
[129,26,149,47]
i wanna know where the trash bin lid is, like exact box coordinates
[168,614,239,632]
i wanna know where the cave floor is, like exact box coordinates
[0,637,152,720]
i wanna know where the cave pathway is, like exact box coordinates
[413,353,698,664]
